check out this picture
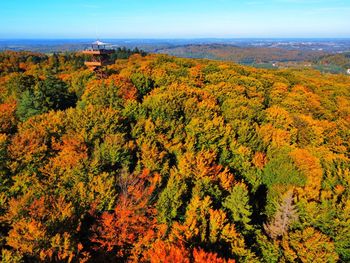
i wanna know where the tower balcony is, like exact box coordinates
[84,60,114,67]
[82,49,115,55]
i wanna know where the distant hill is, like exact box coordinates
[315,52,350,69]
[156,44,350,74]
[156,44,324,64]
[2,39,350,73]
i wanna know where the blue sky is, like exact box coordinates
[1,0,350,38]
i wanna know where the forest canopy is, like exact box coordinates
[0,51,349,262]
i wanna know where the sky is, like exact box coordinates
[1,0,350,38]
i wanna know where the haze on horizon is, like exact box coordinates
[1,0,350,39]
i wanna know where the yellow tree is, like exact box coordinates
[282,227,338,263]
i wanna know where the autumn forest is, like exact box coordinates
[0,50,349,262]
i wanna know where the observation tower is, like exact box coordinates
[82,40,115,77]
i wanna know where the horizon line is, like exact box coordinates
[1,37,350,40]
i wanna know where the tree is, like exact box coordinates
[130,72,154,99]
[0,101,17,134]
[223,182,252,232]
[5,73,36,98]
[282,227,339,263]
[289,148,323,201]
[16,75,76,121]
[4,194,78,262]
[156,172,188,224]
[193,248,236,263]
[143,240,190,263]
[264,190,298,240]
[89,170,159,261]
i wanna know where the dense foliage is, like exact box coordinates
[0,51,349,262]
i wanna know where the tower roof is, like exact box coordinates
[92,40,109,46]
